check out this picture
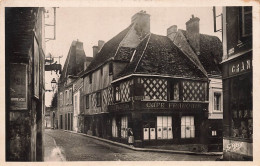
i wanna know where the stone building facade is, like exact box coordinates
[6,8,46,161]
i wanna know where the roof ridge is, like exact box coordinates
[134,33,151,73]
[113,23,135,60]
[174,30,208,77]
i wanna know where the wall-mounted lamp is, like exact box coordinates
[51,78,57,91]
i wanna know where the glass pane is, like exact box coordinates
[157,116,162,126]
[181,126,186,138]
[190,126,195,138]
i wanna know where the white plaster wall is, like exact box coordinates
[208,78,223,119]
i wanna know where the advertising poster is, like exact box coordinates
[10,63,28,110]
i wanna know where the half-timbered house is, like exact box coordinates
[57,40,91,131]
[82,11,222,152]
[167,15,223,151]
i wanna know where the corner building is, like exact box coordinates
[82,11,222,151]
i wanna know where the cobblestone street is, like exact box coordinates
[44,129,221,161]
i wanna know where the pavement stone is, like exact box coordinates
[44,130,66,161]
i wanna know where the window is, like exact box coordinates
[230,74,252,139]
[121,116,128,138]
[169,81,179,100]
[100,67,103,76]
[212,130,217,136]
[157,116,173,139]
[115,85,121,102]
[85,95,89,109]
[214,92,221,111]
[65,90,68,105]
[96,92,101,107]
[181,116,195,138]
[74,94,78,112]
[89,73,92,84]
[60,92,63,106]
[109,62,113,75]
[241,7,252,37]
[112,117,118,137]
[69,88,72,104]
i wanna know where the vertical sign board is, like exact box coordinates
[34,37,40,98]
[10,64,28,110]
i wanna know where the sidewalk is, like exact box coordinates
[63,130,223,156]
[44,131,66,161]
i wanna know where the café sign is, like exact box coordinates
[144,101,204,110]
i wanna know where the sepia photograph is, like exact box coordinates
[2,1,258,163]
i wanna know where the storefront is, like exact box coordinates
[108,100,209,150]
[222,51,252,160]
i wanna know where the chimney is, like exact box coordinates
[167,25,178,41]
[131,11,150,37]
[98,40,105,50]
[93,45,99,58]
[185,15,200,55]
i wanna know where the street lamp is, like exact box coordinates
[51,78,57,92]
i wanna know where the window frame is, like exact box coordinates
[89,73,92,84]
[96,91,101,107]
[109,62,113,75]
[241,6,252,37]
[168,80,180,101]
[85,95,89,109]
[181,116,195,139]
[213,91,223,112]
[114,85,121,102]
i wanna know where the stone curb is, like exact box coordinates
[63,130,223,156]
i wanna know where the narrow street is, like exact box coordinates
[44,129,220,161]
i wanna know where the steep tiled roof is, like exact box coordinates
[85,24,134,72]
[60,41,87,82]
[117,34,206,79]
[180,30,222,75]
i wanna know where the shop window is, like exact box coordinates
[156,116,173,140]
[169,80,179,100]
[214,92,221,111]
[212,130,217,136]
[230,74,252,139]
[96,92,101,107]
[89,73,92,84]
[121,116,128,138]
[109,62,113,75]
[115,85,121,102]
[112,117,118,137]
[85,95,89,109]
[181,116,195,138]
